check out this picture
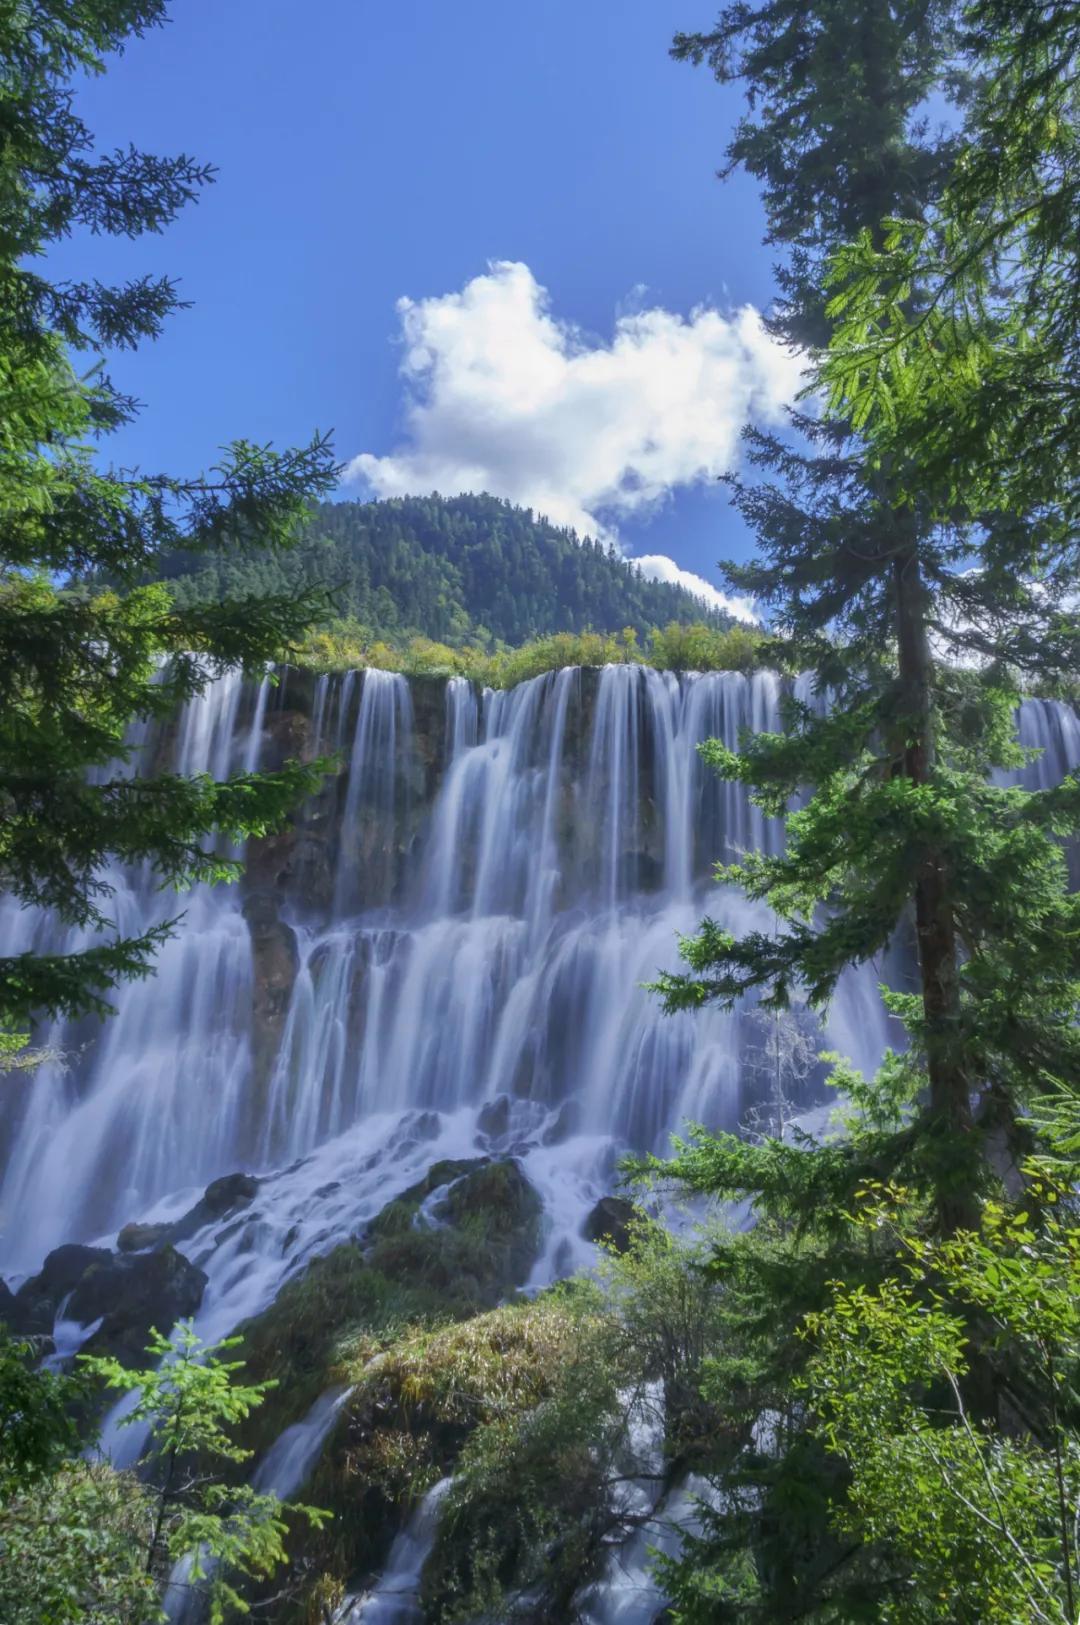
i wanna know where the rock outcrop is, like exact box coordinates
[2,1241,206,1366]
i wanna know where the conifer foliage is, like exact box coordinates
[660,0,1080,1229]
[0,3,337,1035]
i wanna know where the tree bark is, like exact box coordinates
[894,545,977,1235]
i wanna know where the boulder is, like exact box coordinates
[364,1157,544,1305]
[366,1158,488,1240]
[7,1285,54,1338]
[117,1171,260,1253]
[117,1221,173,1254]
[441,1158,542,1232]
[7,1244,115,1336]
[438,1159,544,1286]
[0,1277,33,1337]
[77,1245,208,1367]
[201,1171,260,1218]
[582,1196,637,1254]
[37,1244,112,1299]
[477,1094,511,1141]
[7,1237,207,1363]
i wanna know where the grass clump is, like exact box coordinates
[339,1289,609,1499]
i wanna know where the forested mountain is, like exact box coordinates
[158,492,731,644]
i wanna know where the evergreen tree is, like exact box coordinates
[0,2,337,1034]
[660,0,1080,1232]
[823,0,1080,674]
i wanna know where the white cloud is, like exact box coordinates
[634,554,758,625]
[345,260,803,621]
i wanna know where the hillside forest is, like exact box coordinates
[159,493,735,650]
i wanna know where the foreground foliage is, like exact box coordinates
[0,1323,322,1625]
[804,1158,1080,1623]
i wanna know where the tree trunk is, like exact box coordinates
[894,546,977,1235]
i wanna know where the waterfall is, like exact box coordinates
[336,1477,454,1624]
[1,671,1074,1294]
[0,672,259,1264]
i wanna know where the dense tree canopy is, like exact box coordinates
[662,0,1080,1228]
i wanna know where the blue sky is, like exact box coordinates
[63,0,789,609]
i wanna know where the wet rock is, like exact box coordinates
[115,1171,258,1257]
[7,1238,207,1364]
[117,1221,172,1254]
[0,1278,44,1339]
[438,1159,544,1284]
[366,1158,489,1242]
[7,1287,54,1338]
[171,1171,259,1243]
[363,1157,545,1304]
[244,892,300,1094]
[204,1171,260,1216]
[441,1157,540,1225]
[477,1094,511,1141]
[582,1196,637,1254]
[77,1246,208,1367]
[6,1244,115,1336]
[37,1244,112,1299]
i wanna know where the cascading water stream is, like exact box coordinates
[0,671,263,1261]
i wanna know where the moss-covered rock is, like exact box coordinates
[284,1294,606,1620]
[234,1246,444,1461]
[235,1157,542,1469]
[582,1195,638,1255]
[364,1159,488,1241]
[231,1158,546,1618]
[366,1158,543,1308]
